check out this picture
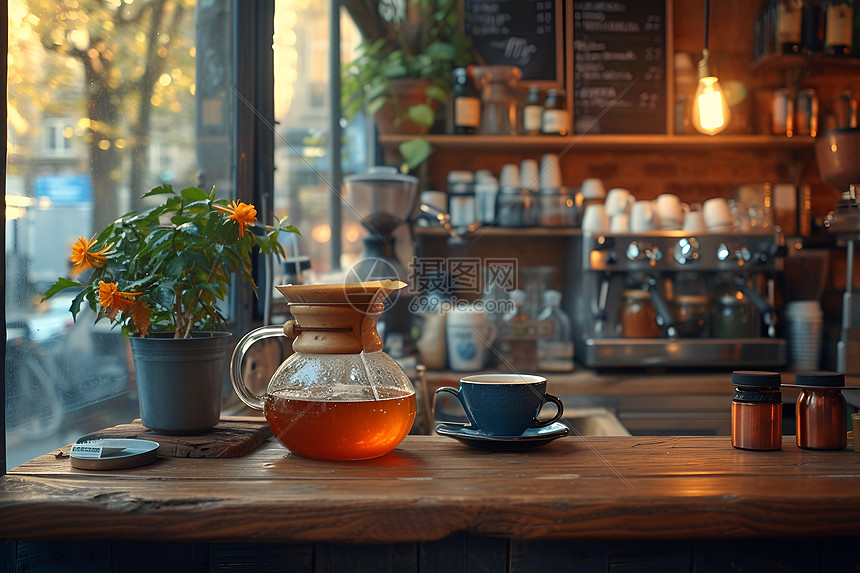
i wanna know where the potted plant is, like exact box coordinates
[341,0,474,169]
[44,184,299,434]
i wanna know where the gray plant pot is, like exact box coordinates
[129,332,232,435]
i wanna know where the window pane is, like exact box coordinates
[273,0,363,283]
[5,0,233,468]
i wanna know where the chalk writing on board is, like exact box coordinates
[464,0,560,83]
[572,0,667,134]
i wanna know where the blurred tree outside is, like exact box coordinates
[12,0,196,232]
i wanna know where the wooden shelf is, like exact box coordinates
[413,226,580,238]
[749,53,860,89]
[751,52,860,75]
[381,133,815,152]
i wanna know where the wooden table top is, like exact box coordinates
[3,429,860,544]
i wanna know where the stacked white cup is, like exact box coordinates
[539,154,562,191]
[521,159,540,192]
[630,200,659,232]
[605,188,633,232]
[499,163,520,191]
[655,194,687,230]
[785,300,824,371]
[703,198,734,233]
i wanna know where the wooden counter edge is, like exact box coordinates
[3,436,860,544]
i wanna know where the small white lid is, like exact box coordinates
[475,169,494,183]
[475,178,499,193]
[447,170,474,183]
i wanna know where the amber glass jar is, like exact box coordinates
[674,295,710,337]
[795,372,847,451]
[713,294,756,338]
[731,371,782,451]
[619,289,659,338]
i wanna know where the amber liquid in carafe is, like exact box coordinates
[265,387,416,460]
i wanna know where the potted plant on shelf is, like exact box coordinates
[44,184,299,434]
[341,0,474,170]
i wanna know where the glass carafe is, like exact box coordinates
[471,65,522,135]
[231,281,416,460]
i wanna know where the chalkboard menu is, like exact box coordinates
[573,1,667,134]
[464,0,563,84]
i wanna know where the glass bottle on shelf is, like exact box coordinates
[823,0,854,55]
[452,67,481,135]
[801,0,824,53]
[537,290,574,372]
[523,85,543,135]
[503,289,530,335]
[447,170,476,228]
[778,0,803,53]
[541,89,570,136]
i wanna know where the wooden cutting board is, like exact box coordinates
[70,416,272,458]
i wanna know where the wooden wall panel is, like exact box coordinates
[315,542,415,573]
[419,533,507,573]
[110,542,208,573]
[509,539,608,573]
[8,537,860,572]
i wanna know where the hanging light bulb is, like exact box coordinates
[692,0,730,136]
[692,50,730,135]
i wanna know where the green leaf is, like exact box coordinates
[426,42,456,62]
[142,184,175,199]
[175,222,201,236]
[399,138,433,169]
[383,63,409,79]
[94,223,117,246]
[166,256,188,277]
[425,84,448,103]
[43,277,85,300]
[69,288,90,321]
[180,187,209,202]
[407,103,435,127]
[367,96,387,117]
[366,81,388,102]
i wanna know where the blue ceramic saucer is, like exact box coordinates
[434,421,569,451]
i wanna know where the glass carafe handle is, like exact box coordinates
[230,325,286,411]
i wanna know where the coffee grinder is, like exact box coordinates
[342,167,418,357]
[817,128,860,374]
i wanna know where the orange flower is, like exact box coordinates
[70,235,113,275]
[98,281,142,321]
[129,299,151,337]
[215,200,257,237]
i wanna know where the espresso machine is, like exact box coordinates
[567,231,787,368]
[818,128,860,374]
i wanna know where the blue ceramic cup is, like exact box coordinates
[435,374,564,436]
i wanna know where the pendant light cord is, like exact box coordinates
[704,0,710,51]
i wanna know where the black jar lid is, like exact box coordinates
[732,371,781,388]
[783,371,860,389]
